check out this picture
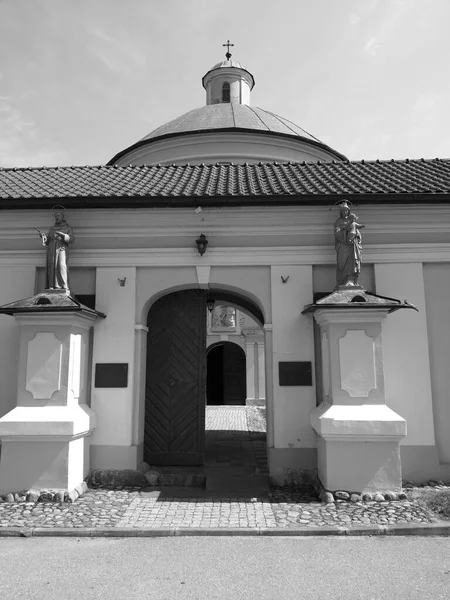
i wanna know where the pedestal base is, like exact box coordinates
[317,437,402,493]
[312,403,406,493]
[0,405,95,494]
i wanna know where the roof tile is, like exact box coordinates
[0,159,449,207]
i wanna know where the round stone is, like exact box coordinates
[373,493,385,502]
[321,491,335,504]
[334,491,350,500]
[350,494,362,503]
[26,492,39,503]
[383,491,398,501]
[40,491,54,502]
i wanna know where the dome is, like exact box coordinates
[108,52,347,165]
[140,104,331,146]
[211,59,245,70]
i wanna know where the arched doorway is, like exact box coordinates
[143,287,265,468]
[207,342,246,406]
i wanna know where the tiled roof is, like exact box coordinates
[0,159,449,208]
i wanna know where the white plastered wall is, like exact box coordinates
[374,263,435,448]
[90,267,137,468]
[423,264,450,464]
[271,265,316,449]
[0,266,35,418]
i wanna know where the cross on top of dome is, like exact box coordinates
[223,39,234,60]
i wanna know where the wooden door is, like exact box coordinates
[223,343,246,405]
[144,290,206,465]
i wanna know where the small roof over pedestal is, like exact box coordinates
[302,287,418,315]
[0,289,106,318]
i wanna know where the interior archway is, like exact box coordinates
[206,341,246,406]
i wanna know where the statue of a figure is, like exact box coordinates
[334,201,365,287]
[36,207,74,290]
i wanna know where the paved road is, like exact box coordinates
[0,537,449,599]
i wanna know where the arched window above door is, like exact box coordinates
[222,82,230,103]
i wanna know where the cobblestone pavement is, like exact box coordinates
[0,487,440,530]
[205,406,252,432]
[0,407,444,531]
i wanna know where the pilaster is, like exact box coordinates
[245,340,256,402]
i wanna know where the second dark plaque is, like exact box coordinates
[95,363,128,388]
[279,361,312,386]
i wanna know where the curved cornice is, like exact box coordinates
[107,127,348,165]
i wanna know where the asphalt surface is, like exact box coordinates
[0,537,449,599]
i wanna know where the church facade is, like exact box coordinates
[0,53,449,495]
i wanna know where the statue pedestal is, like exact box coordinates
[310,308,406,493]
[0,304,100,495]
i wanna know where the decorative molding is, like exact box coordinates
[134,324,149,333]
[339,330,376,398]
[3,204,450,228]
[15,312,98,329]
[0,430,95,443]
[2,243,450,269]
[68,334,82,401]
[321,331,330,400]
[26,333,62,400]
[314,309,390,326]
[319,433,406,442]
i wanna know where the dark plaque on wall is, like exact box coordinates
[279,362,312,386]
[95,363,128,388]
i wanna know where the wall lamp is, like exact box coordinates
[195,233,208,257]
[206,297,215,313]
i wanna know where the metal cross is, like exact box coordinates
[223,39,234,59]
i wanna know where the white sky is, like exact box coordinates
[0,0,448,167]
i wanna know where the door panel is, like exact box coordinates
[223,344,246,405]
[145,290,206,465]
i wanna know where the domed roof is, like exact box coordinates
[202,58,255,90]
[140,103,331,147]
[211,59,245,70]
[108,52,347,165]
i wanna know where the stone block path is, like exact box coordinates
[206,405,252,433]
[0,407,444,532]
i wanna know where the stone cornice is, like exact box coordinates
[1,243,450,268]
[2,205,450,239]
